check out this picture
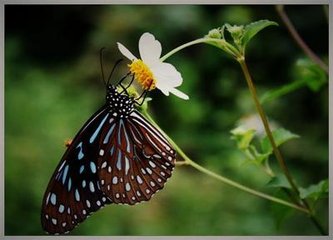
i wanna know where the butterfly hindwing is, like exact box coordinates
[97,110,176,205]
[41,107,112,234]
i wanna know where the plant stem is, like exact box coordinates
[238,58,327,235]
[142,111,309,214]
[238,58,300,195]
[276,5,328,73]
[160,38,238,62]
[160,38,208,62]
[183,155,309,214]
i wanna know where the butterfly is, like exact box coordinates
[41,54,176,234]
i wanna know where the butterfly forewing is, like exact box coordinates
[41,107,111,234]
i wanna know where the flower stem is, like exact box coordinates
[161,38,238,62]
[160,38,208,62]
[182,153,309,214]
[141,111,309,214]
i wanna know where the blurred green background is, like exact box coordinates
[5,5,328,235]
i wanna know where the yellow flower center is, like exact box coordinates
[129,59,156,90]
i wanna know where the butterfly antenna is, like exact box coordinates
[107,59,123,86]
[100,47,107,85]
[117,72,132,95]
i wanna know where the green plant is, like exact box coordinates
[136,19,327,235]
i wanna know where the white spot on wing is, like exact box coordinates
[149,161,156,168]
[112,176,118,185]
[125,156,130,175]
[125,183,131,191]
[86,200,91,208]
[58,204,65,213]
[50,193,57,205]
[52,218,57,225]
[75,189,80,201]
[101,161,107,169]
[89,181,95,192]
[146,167,152,175]
[99,149,105,156]
[82,180,86,188]
[90,162,97,173]
[79,165,85,174]
[116,151,122,170]
[67,177,72,191]
[136,176,143,184]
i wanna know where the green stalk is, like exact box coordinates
[238,58,300,195]
[160,38,238,62]
[160,38,207,62]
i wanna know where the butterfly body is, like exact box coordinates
[41,84,176,234]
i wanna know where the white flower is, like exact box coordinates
[117,32,189,100]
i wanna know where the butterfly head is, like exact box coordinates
[106,85,134,119]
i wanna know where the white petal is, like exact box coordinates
[169,88,189,100]
[139,33,162,65]
[159,87,170,96]
[156,83,189,100]
[151,62,183,88]
[150,62,188,100]
[117,42,137,61]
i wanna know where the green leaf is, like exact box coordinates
[242,20,278,47]
[206,28,222,39]
[230,126,256,150]
[260,80,304,104]
[249,145,270,164]
[260,128,299,154]
[225,23,244,46]
[299,179,328,201]
[294,58,327,92]
[266,174,292,189]
[260,57,327,104]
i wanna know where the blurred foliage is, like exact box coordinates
[5,5,328,235]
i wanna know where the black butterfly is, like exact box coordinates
[41,55,176,234]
